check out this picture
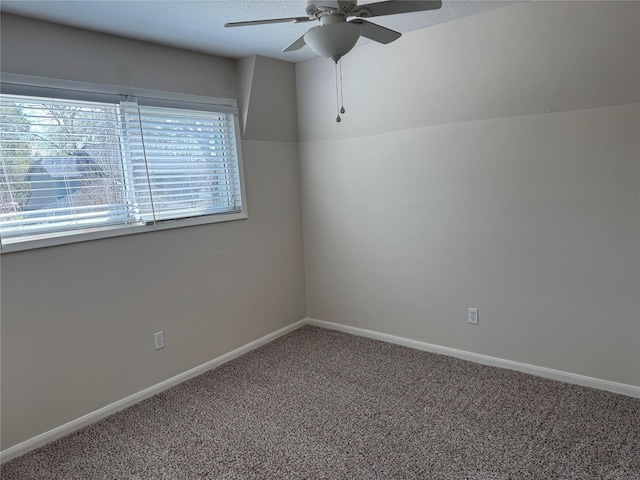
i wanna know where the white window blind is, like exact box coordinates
[0,91,244,248]
[122,101,242,223]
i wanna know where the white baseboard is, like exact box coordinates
[306,318,640,399]
[0,319,307,464]
[4,317,638,464]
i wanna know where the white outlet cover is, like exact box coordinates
[154,331,165,350]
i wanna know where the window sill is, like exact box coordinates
[0,210,248,254]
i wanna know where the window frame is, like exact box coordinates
[0,74,248,253]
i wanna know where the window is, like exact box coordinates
[0,84,246,251]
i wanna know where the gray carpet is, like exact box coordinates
[2,325,639,479]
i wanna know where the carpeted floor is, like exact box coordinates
[2,325,639,479]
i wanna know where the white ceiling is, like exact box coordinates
[0,1,518,63]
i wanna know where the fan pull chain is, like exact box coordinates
[339,59,345,115]
[334,59,346,123]
[335,60,341,123]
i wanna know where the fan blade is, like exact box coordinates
[351,19,401,44]
[354,0,442,18]
[225,16,311,27]
[283,33,307,52]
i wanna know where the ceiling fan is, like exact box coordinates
[225,0,442,62]
[225,1,443,122]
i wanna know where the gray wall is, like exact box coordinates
[297,2,640,386]
[0,15,305,450]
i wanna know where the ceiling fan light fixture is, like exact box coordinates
[304,22,362,62]
[225,0,443,121]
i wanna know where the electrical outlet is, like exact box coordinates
[154,331,165,350]
[468,308,479,325]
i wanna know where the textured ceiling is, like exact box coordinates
[0,1,518,63]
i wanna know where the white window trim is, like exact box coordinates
[0,73,239,114]
[0,74,248,254]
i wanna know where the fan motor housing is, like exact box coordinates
[306,0,357,17]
